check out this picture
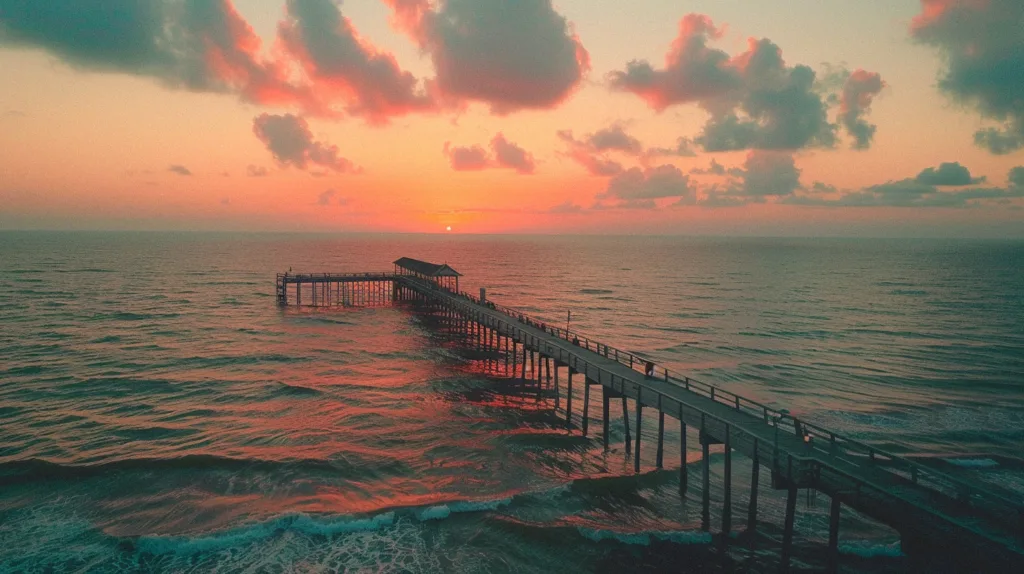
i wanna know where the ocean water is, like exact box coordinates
[1,232,1022,573]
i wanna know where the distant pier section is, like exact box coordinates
[278,258,1023,572]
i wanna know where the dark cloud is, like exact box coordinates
[791,166,1024,207]
[600,164,696,204]
[442,134,537,174]
[383,0,590,113]
[644,137,698,158]
[246,165,269,177]
[587,125,644,155]
[278,0,433,122]
[608,15,739,109]
[0,0,305,106]
[317,188,336,205]
[611,14,881,152]
[840,70,886,149]
[548,201,584,214]
[491,133,536,174]
[914,162,985,186]
[739,151,801,197]
[443,142,490,171]
[252,113,359,173]
[556,129,634,176]
[912,0,1024,154]
[688,158,743,176]
[168,164,192,176]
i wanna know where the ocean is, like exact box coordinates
[1,232,1022,573]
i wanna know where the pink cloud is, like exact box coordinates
[443,134,537,174]
[383,0,590,113]
[840,70,886,149]
[252,114,360,173]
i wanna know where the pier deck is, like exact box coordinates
[277,263,1023,571]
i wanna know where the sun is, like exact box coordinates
[446,226,452,232]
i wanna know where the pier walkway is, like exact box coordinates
[276,261,1023,571]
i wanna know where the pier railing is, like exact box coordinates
[438,284,1023,527]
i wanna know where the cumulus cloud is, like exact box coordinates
[491,133,537,174]
[168,164,192,176]
[557,128,642,176]
[699,151,802,206]
[840,70,886,149]
[548,201,584,214]
[611,14,882,152]
[600,164,697,205]
[246,165,269,177]
[383,0,590,113]
[912,0,1024,154]
[790,165,1024,207]
[278,0,433,122]
[252,113,359,173]
[914,162,985,186]
[0,0,306,107]
[644,137,698,158]
[443,134,537,174]
[443,142,491,171]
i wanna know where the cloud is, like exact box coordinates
[790,165,1024,207]
[557,128,635,176]
[315,188,352,206]
[586,125,644,155]
[246,165,269,177]
[739,151,801,197]
[548,201,584,214]
[278,0,434,122]
[608,14,739,109]
[252,113,359,173]
[914,162,985,186]
[611,14,882,152]
[912,0,1024,154]
[0,0,306,107]
[168,164,192,176]
[840,70,886,149]
[443,134,536,174]
[383,0,590,113]
[443,142,491,171]
[600,164,697,204]
[644,137,698,158]
[491,133,537,174]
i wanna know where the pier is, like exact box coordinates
[277,259,1024,571]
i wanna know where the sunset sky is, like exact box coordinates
[2,0,1023,236]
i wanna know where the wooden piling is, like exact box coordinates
[582,379,591,436]
[634,387,642,473]
[828,496,841,574]
[554,362,560,409]
[656,406,665,469]
[622,396,631,455]
[701,427,711,531]
[780,485,798,573]
[602,387,610,450]
[566,370,573,429]
[680,419,688,495]
[748,440,760,533]
[723,425,732,535]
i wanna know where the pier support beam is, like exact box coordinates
[748,442,760,533]
[780,485,798,573]
[554,363,560,409]
[602,388,610,450]
[656,409,665,469]
[582,379,591,436]
[828,496,841,574]
[680,420,688,496]
[622,396,631,455]
[723,426,732,535]
[566,370,573,429]
[634,387,642,473]
[701,432,711,531]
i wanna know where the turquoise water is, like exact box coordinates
[1,233,1021,572]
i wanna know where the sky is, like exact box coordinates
[1,0,1023,236]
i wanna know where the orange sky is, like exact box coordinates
[1,0,1022,236]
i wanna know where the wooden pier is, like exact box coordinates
[277,259,1024,571]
